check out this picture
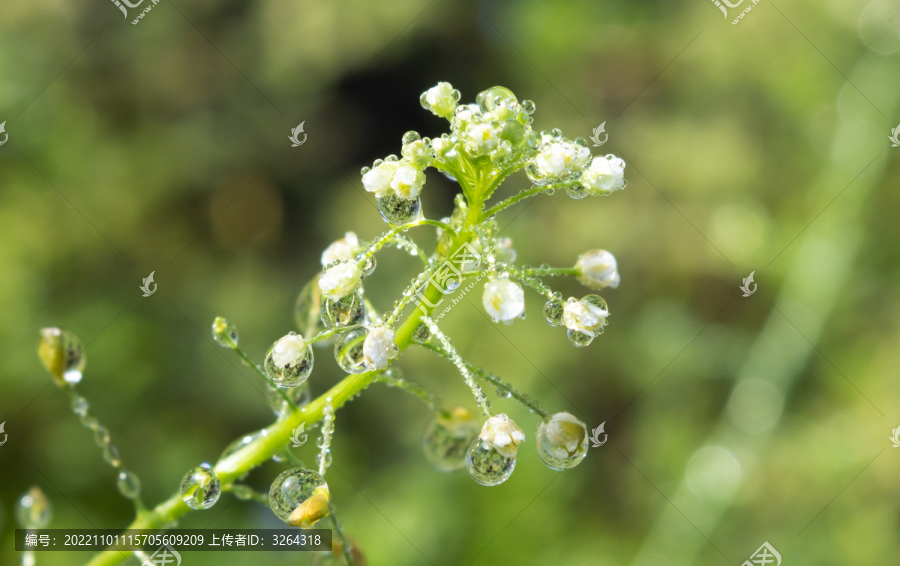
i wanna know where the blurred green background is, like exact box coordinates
[2,0,900,564]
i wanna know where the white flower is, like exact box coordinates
[563,298,608,335]
[423,82,458,118]
[271,334,309,369]
[431,137,455,158]
[482,279,525,322]
[534,141,591,179]
[479,414,526,458]
[321,232,359,266]
[464,123,499,156]
[319,262,362,301]
[362,161,399,198]
[576,250,620,289]
[581,155,626,194]
[390,162,426,199]
[363,325,398,370]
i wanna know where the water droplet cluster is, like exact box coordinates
[317,399,335,475]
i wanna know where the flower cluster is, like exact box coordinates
[35,82,630,566]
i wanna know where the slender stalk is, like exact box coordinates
[423,342,552,420]
[226,339,296,411]
[481,185,548,219]
[373,371,447,416]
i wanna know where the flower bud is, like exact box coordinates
[362,325,399,371]
[321,232,360,267]
[38,328,85,386]
[265,332,314,388]
[211,317,238,348]
[581,154,626,194]
[477,414,525,458]
[420,82,460,118]
[482,279,525,323]
[575,250,620,290]
[319,262,363,301]
[562,296,609,336]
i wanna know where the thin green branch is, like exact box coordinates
[225,338,296,411]
[422,342,552,420]
[481,185,549,219]
[373,371,448,416]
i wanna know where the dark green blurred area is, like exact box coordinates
[2,0,900,564]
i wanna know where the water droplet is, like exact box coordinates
[521,100,536,114]
[180,464,221,510]
[264,334,314,388]
[268,468,330,528]
[402,131,420,145]
[117,471,141,499]
[16,486,52,528]
[70,396,89,417]
[93,426,111,447]
[334,328,368,374]
[315,452,333,469]
[567,329,594,347]
[360,166,370,176]
[211,317,238,348]
[412,322,432,345]
[103,445,121,467]
[38,327,85,385]
[565,184,589,199]
[220,430,270,460]
[543,298,565,327]
[536,413,589,470]
[423,407,480,472]
[377,195,422,225]
[320,292,367,330]
[465,439,516,486]
[361,257,376,276]
[269,383,311,419]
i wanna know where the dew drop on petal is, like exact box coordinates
[334,328,368,374]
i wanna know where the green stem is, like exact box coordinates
[422,342,552,420]
[373,372,447,416]
[481,185,548,220]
